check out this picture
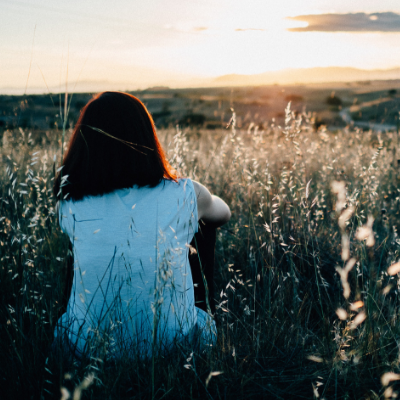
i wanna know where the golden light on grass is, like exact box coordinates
[3,98,400,396]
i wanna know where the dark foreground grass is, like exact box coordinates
[2,109,400,399]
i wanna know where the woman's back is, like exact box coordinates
[58,178,198,355]
[53,92,229,356]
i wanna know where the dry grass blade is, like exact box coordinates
[384,386,394,399]
[205,371,223,387]
[341,233,350,262]
[86,125,154,154]
[312,383,320,398]
[338,206,355,230]
[60,387,71,400]
[382,284,393,295]
[73,373,95,400]
[350,312,366,330]
[336,258,356,299]
[2,99,400,398]
[307,355,323,363]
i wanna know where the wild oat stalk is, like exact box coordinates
[2,103,400,398]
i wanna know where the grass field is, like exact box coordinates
[2,104,400,399]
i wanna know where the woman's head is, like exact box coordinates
[54,91,177,201]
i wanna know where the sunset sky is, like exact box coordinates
[2,0,400,93]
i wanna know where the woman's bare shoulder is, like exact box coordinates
[191,180,208,199]
[191,180,231,226]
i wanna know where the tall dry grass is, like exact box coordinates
[1,104,400,399]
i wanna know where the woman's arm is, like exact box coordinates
[192,180,231,227]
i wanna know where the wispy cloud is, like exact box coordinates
[235,28,266,32]
[163,24,208,33]
[287,12,400,32]
[193,27,208,32]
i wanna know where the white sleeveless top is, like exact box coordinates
[57,178,200,355]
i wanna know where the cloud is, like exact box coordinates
[287,12,400,32]
[163,24,208,33]
[235,28,266,32]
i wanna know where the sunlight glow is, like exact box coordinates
[1,0,400,92]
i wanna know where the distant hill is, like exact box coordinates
[3,67,400,95]
[212,67,400,86]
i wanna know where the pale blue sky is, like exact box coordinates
[1,0,400,93]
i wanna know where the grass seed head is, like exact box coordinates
[336,308,348,320]
[388,262,400,276]
[381,372,400,387]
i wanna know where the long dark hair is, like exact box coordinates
[53,91,178,201]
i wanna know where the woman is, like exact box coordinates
[53,91,230,357]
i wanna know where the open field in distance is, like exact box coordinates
[2,80,400,136]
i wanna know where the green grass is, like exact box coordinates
[2,106,400,399]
